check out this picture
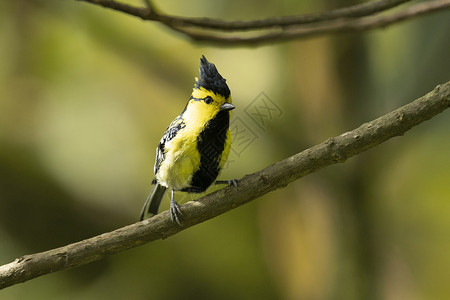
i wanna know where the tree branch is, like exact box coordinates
[174,0,450,46]
[78,0,411,30]
[157,0,410,30]
[74,0,450,45]
[1,81,449,290]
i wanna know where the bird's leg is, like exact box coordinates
[215,178,238,188]
[169,189,182,225]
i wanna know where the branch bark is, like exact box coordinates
[75,0,450,45]
[1,81,449,290]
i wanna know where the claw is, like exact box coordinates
[215,178,239,188]
[169,190,182,225]
[229,178,238,188]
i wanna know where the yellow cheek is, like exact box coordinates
[183,102,217,128]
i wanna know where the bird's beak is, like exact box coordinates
[220,103,235,111]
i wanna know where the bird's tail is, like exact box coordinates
[139,183,167,221]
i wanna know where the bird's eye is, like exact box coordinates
[204,96,213,104]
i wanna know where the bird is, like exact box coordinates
[139,55,236,224]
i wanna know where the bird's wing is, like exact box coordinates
[154,116,186,175]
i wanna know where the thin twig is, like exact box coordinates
[76,0,411,30]
[75,0,450,45]
[77,0,154,19]
[169,0,450,46]
[154,0,412,31]
[1,81,449,290]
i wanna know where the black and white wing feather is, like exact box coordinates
[141,115,186,221]
[154,116,186,175]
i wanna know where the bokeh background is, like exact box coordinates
[1,0,449,299]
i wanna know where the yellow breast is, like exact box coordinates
[155,120,202,190]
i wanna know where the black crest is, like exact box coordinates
[195,56,230,98]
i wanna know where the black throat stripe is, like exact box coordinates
[181,110,230,193]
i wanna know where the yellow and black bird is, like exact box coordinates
[139,56,236,224]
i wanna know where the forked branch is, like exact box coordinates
[75,0,450,45]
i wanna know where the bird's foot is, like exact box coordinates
[170,198,182,225]
[215,178,238,188]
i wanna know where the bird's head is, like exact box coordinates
[183,56,234,123]
[195,55,230,99]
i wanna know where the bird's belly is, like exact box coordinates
[156,137,200,191]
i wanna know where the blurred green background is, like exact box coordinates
[1,0,449,299]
